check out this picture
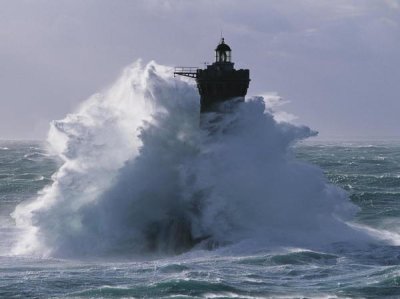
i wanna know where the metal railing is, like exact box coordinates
[174,67,198,78]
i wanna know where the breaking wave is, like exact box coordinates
[12,61,371,257]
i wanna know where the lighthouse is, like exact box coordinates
[174,38,250,112]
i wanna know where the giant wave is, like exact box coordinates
[12,61,372,257]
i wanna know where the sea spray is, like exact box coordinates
[12,61,371,257]
[12,61,197,255]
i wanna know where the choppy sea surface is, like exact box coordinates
[1,139,400,298]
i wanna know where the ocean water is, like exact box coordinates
[1,140,400,298]
[1,62,400,298]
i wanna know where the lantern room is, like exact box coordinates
[215,38,232,63]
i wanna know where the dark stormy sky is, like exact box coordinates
[1,0,399,140]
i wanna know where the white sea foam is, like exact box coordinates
[12,61,372,257]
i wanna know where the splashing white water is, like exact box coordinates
[12,61,371,257]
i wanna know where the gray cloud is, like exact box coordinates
[0,0,399,139]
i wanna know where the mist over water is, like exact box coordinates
[12,61,372,258]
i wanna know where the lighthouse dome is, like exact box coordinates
[215,38,231,51]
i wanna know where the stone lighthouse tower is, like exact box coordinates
[174,38,250,112]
